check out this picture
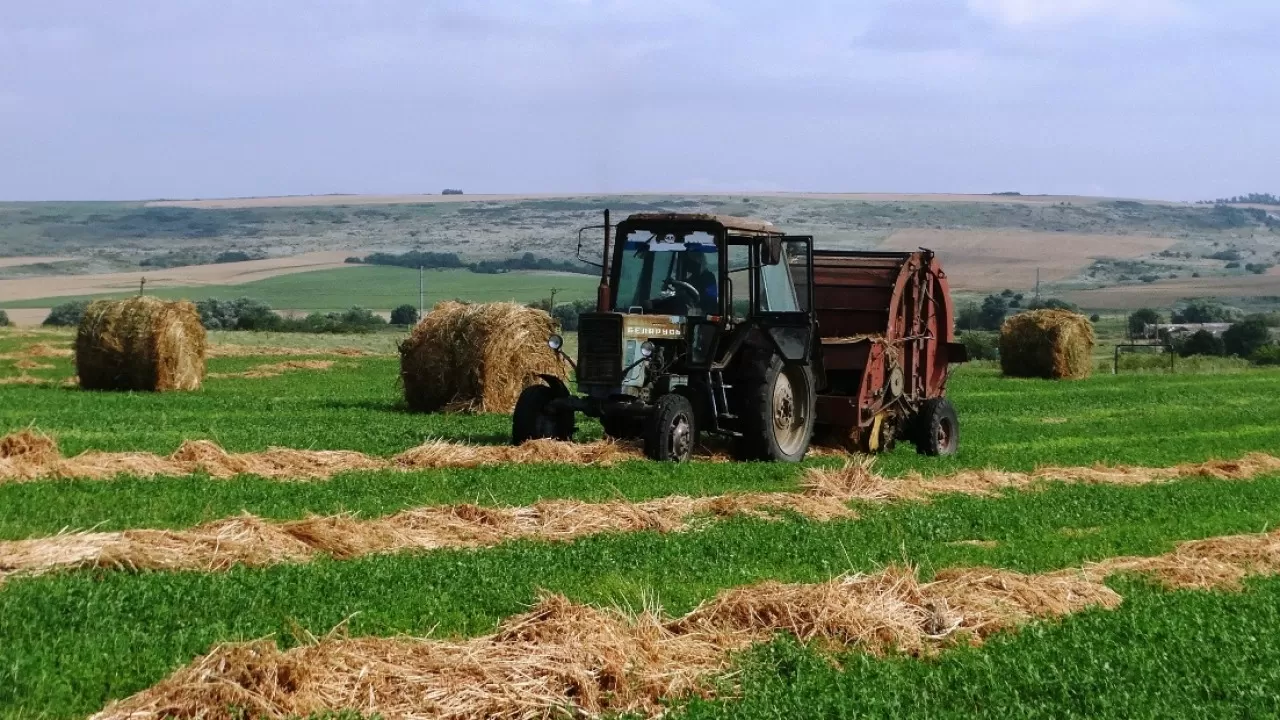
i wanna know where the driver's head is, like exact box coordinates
[683,251,706,277]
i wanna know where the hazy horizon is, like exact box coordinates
[3,1,1277,203]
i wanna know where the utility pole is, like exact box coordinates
[418,266,424,316]
[1034,268,1040,305]
[139,277,146,296]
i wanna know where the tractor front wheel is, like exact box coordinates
[644,393,697,462]
[512,384,574,445]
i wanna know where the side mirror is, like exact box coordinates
[760,237,783,265]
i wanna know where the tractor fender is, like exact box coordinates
[536,374,571,398]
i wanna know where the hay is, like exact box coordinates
[207,344,377,358]
[86,527,1280,720]
[399,301,567,414]
[207,360,335,379]
[12,358,54,370]
[999,309,1094,380]
[0,374,47,385]
[90,561,1121,720]
[75,297,206,391]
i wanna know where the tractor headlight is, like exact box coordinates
[640,340,656,359]
[547,334,563,351]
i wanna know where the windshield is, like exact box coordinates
[614,229,720,315]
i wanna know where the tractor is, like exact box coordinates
[512,211,967,462]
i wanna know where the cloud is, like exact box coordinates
[967,0,1190,28]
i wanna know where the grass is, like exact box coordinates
[4,474,1280,719]
[3,337,1280,538]
[674,575,1280,719]
[0,265,599,311]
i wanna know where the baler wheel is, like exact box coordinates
[914,397,959,456]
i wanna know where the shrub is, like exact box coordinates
[43,300,90,327]
[1246,263,1274,275]
[1089,314,1101,322]
[390,304,420,326]
[214,251,254,263]
[1223,318,1272,357]
[0,309,9,327]
[1250,344,1280,366]
[1225,262,1241,269]
[1027,297,1079,312]
[550,299,597,332]
[1173,299,1240,323]
[958,331,999,361]
[1139,274,1160,283]
[1179,330,1225,358]
[1128,308,1161,337]
[196,297,281,331]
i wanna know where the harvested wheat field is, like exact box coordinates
[5,325,1280,720]
[87,529,1280,720]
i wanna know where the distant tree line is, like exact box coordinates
[40,297,400,334]
[955,289,1080,332]
[348,250,596,276]
[1200,193,1280,206]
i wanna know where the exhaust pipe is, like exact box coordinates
[596,208,611,312]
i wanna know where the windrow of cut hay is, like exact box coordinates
[999,309,1094,380]
[7,446,1280,580]
[399,301,566,413]
[75,297,206,391]
[207,360,335,379]
[88,528,1280,720]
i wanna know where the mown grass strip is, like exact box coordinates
[5,475,1280,720]
[5,453,1276,579]
[675,575,1280,719]
[87,529,1280,720]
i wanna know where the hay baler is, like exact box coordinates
[512,211,967,461]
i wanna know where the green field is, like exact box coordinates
[0,265,599,311]
[3,327,1280,718]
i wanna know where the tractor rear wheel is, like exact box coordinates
[644,393,697,462]
[512,384,574,445]
[914,397,958,456]
[734,354,815,462]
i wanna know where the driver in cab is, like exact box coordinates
[655,251,718,316]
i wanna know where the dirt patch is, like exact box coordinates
[88,527,1279,720]
[879,229,1174,292]
[0,251,357,304]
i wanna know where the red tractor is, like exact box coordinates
[513,211,967,461]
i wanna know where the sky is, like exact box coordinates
[1,0,1277,201]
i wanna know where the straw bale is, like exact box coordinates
[75,296,206,391]
[999,309,1094,380]
[399,301,567,414]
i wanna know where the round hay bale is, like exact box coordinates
[999,310,1094,380]
[75,297,207,391]
[399,301,567,413]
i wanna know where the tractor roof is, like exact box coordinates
[622,212,780,236]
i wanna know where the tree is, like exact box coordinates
[0,309,9,327]
[1027,297,1079,312]
[1223,319,1272,357]
[1180,330,1224,357]
[955,302,982,331]
[43,300,90,327]
[1128,308,1161,337]
[390,304,420,326]
[978,295,1009,331]
[1173,299,1239,324]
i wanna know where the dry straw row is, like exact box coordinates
[206,360,336,380]
[4,447,1278,581]
[90,528,1280,720]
